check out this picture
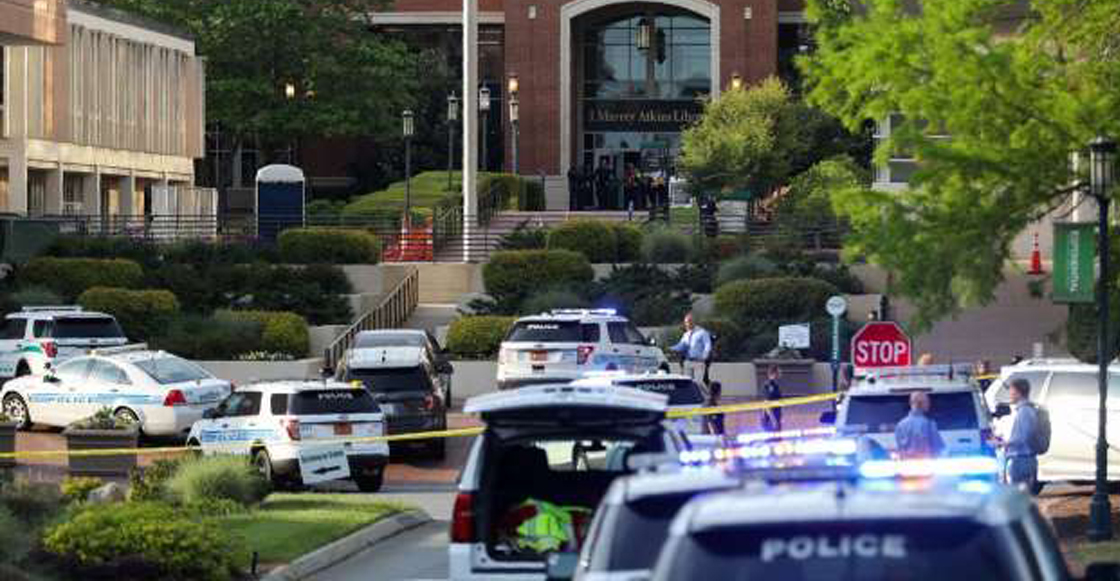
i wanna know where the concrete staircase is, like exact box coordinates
[432,210,638,262]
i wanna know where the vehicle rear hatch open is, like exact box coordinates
[467,384,668,440]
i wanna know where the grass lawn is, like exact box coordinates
[218,493,410,564]
[669,204,699,227]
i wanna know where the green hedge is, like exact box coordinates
[21,257,144,299]
[446,316,516,358]
[215,310,309,358]
[277,228,381,264]
[150,316,264,360]
[713,277,839,324]
[641,227,693,263]
[546,220,642,263]
[483,250,594,305]
[77,287,180,341]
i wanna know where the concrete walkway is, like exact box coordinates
[403,304,459,335]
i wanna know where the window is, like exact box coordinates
[32,321,52,338]
[991,372,1048,405]
[0,319,26,340]
[1046,372,1098,401]
[50,317,124,339]
[89,360,130,385]
[270,394,289,415]
[133,357,210,384]
[506,321,601,343]
[290,389,378,415]
[596,493,696,571]
[221,392,261,417]
[344,366,432,393]
[54,358,92,383]
[354,332,426,349]
[608,322,647,345]
[845,392,978,432]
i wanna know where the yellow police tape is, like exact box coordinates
[0,392,841,460]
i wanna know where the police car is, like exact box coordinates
[0,306,127,380]
[650,459,1077,581]
[0,344,230,435]
[450,383,685,580]
[186,380,389,492]
[497,309,669,390]
[570,372,718,448]
[823,365,996,457]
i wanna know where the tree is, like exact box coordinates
[678,78,868,199]
[801,0,1120,330]
[773,156,867,251]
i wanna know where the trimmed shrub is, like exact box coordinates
[128,458,182,502]
[547,220,618,263]
[77,287,180,341]
[520,179,546,211]
[713,277,839,324]
[612,223,643,262]
[278,228,381,264]
[0,505,31,571]
[498,221,549,250]
[216,310,309,358]
[43,502,247,581]
[150,315,264,360]
[60,477,103,504]
[715,255,779,287]
[521,289,589,315]
[809,265,865,294]
[21,257,143,299]
[166,455,269,507]
[0,479,63,526]
[641,227,693,263]
[44,237,159,268]
[483,250,594,306]
[446,316,516,358]
[10,285,62,308]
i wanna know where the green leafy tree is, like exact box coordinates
[801,0,1120,331]
[773,156,866,251]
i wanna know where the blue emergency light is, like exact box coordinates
[858,456,1001,480]
[736,427,837,445]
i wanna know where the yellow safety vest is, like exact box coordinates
[513,498,591,553]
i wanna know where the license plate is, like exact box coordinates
[334,423,352,436]
[531,351,548,362]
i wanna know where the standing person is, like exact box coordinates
[1003,378,1041,494]
[975,360,994,391]
[703,381,725,437]
[567,166,581,211]
[893,391,946,459]
[670,313,712,381]
[918,353,934,366]
[594,158,612,210]
[761,366,783,432]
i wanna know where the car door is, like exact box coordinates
[0,318,28,377]
[1038,371,1118,480]
[607,322,646,372]
[84,359,135,420]
[31,357,93,427]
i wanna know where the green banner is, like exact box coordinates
[1053,222,1096,304]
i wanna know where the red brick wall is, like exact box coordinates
[390,0,506,13]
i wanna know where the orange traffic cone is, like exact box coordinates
[1028,232,1044,275]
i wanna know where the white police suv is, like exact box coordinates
[0,344,230,435]
[0,306,127,380]
[187,380,389,492]
[497,309,669,390]
[570,371,718,448]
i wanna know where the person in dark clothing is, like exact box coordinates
[581,164,595,209]
[762,366,782,432]
[594,159,613,210]
[703,381,725,436]
[567,166,581,211]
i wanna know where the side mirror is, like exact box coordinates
[819,411,837,425]
[437,361,454,375]
[994,403,1012,418]
[1084,563,1120,581]
[545,552,580,581]
[320,366,334,379]
[648,336,658,346]
[203,408,220,420]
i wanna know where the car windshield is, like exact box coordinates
[343,366,432,392]
[602,493,694,571]
[659,519,1025,581]
[619,379,705,406]
[51,317,124,339]
[506,321,589,343]
[289,389,379,415]
[133,357,211,384]
[846,392,978,432]
[354,333,426,349]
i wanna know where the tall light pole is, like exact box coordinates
[508,73,520,175]
[448,92,459,191]
[479,85,491,172]
[402,109,415,228]
[1089,135,1117,542]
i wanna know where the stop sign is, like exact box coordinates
[851,322,912,368]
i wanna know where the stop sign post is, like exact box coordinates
[851,322,912,368]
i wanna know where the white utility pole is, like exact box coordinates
[461,0,479,262]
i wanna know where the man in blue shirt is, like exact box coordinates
[670,313,712,382]
[894,391,945,459]
[1003,378,1040,493]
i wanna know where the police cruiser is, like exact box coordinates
[0,344,230,435]
[187,380,389,492]
[570,371,719,448]
[0,306,128,380]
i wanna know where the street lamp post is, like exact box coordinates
[1089,135,1117,542]
[508,74,519,175]
[448,92,459,191]
[479,85,491,172]
[402,109,415,228]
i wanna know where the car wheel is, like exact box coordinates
[114,408,141,430]
[354,471,384,493]
[253,449,275,484]
[2,394,30,430]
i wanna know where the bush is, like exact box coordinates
[714,277,839,325]
[77,287,179,341]
[60,477,103,504]
[278,228,381,264]
[590,264,691,326]
[44,237,160,268]
[446,316,516,358]
[43,502,247,581]
[20,258,143,300]
[521,289,588,315]
[166,455,269,508]
[483,250,594,307]
[10,285,62,308]
[203,264,352,325]
[151,315,264,360]
[128,459,183,502]
[0,478,63,526]
[715,255,779,286]
[498,221,549,250]
[216,310,309,358]
[809,265,865,294]
[641,227,693,263]
[547,220,618,263]
[0,505,31,570]
[71,407,135,430]
[520,179,546,211]
[613,223,643,262]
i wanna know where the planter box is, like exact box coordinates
[0,421,15,469]
[63,427,139,478]
[753,359,817,396]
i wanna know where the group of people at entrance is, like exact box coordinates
[567,160,670,211]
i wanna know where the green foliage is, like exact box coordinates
[60,477,103,504]
[716,255,779,286]
[0,506,31,570]
[43,501,247,581]
[69,407,136,431]
[0,478,63,526]
[641,227,694,263]
[21,258,143,300]
[77,287,180,341]
[613,223,643,262]
[801,0,1120,329]
[521,290,589,316]
[498,221,549,250]
[278,228,381,264]
[547,220,618,263]
[773,156,864,250]
[445,316,516,359]
[44,236,162,269]
[166,455,269,508]
[9,285,62,308]
[810,265,865,294]
[307,199,347,218]
[714,277,839,325]
[150,315,264,360]
[215,310,309,358]
[591,264,693,326]
[482,250,594,309]
[129,459,183,503]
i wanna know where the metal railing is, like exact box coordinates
[322,265,419,370]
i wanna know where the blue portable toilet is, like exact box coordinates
[256,164,305,242]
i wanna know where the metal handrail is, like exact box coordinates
[322,265,420,370]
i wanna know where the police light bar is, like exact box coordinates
[549,308,617,317]
[859,364,973,382]
[737,427,837,445]
[858,456,1000,480]
[679,438,858,465]
[91,343,149,356]
[21,305,83,312]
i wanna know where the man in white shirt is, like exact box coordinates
[670,313,712,382]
